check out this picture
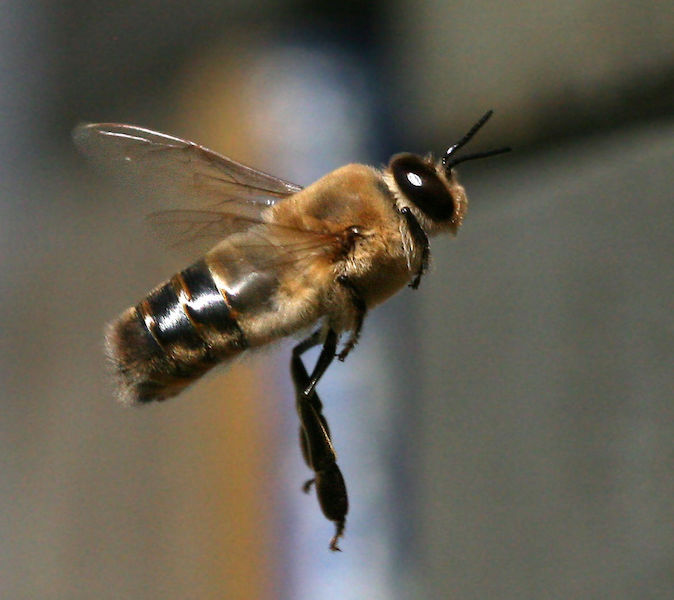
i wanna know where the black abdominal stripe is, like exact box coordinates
[106,259,248,404]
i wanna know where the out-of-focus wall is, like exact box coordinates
[411,120,674,598]
[385,0,673,145]
[1,1,672,599]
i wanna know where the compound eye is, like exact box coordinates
[390,153,455,221]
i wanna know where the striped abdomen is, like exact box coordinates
[106,258,267,405]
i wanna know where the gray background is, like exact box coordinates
[1,1,672,599]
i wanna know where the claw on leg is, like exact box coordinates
[329,520,345,552]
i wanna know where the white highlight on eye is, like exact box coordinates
[406,172,423,187]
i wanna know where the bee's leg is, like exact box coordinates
[291,330,325,474]
[303,328,338,398]
[336,275,367,361]
[291,330,348,551]
[292,330,334,480]
[400,206,430,289]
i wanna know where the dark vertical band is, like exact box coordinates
[139,283,205,351]
[178,259,248,349]
[135,259,250,361]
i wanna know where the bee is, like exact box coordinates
[74,110,509,551]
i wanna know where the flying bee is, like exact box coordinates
[74,110,509,551]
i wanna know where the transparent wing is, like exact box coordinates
[145,208,270,250]
[73,123,305,254]
[211,222,343,272]
[73,122,302,202]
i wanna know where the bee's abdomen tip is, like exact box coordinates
[104,308,185,405]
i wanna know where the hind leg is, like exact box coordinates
[291,329,348,551]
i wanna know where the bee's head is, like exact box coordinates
[388,110,510,234]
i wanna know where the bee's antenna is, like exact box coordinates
[445,146,511,169]
[442,110,511,172]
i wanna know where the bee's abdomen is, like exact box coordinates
[105,259,248,405]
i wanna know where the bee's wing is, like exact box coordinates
[73,123,304,254]
[209,221,343,276]
[73,123,302,202]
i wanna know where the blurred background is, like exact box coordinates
[1,1,672,598]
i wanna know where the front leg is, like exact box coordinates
[336,275,367,362]
[291,330,348,551]
[400,207,430,289]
